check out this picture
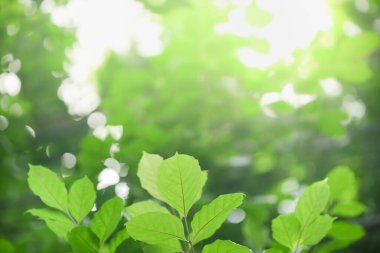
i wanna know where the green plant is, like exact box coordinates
[126,152,247,253]
[27,164,127,253]
[269,166,366,253]
[27,153,365,253]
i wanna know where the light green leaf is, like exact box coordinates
[302,215,334,245]
[157,153,203,217]
[190,193,244,245]
[144,243,182,253]
[264,248,285,253]
[91,197,124,244]
[108,228,129,253]
[272,214,300,251]
[137,152,163,200]
[202,240,251,253]
[328,221,365,242]
[126,212,184,251]
[195,171,208,202]
[126,200,169,218]
[327,166,357,202]
[68,226,99,253]
[28,164,68,212]
[331,201,365,217]
[295,180,329,226]
[27,208,75,239]
[68,176,96,223]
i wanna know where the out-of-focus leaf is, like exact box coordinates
[328,221,365,242]
[0,238,15,253]
[332,201,365,217]
[327,166,357,202]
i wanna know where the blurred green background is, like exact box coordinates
[1,0,380,252]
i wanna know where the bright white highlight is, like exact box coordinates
[61,152,77,169]
[115,182,130,199]
[97,168,120,190]
[87,111,107,129]
[216,0,332,69]
[25,125,36,138]
[343,21,362,37]
[343,96,366,121]
[355,0,369,13]
[227,208,246,224]
[0,73,21,96]
[278,199,297,214]
[93,125,123,141]
[260,83,316,117]
[104,158,121,173]
[229,155,251,167]
[320,78,342,97]
[43,0,164,116]
[57,79,100,117]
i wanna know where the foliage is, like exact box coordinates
[27,153,366,253]
[1,0,380,252]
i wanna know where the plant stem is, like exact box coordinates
[183,216,194,253]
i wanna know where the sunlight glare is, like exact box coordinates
[217,0,332,69]
[45,0,163,116]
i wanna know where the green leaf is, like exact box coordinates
[302,215,334,245]
[243,216,270,250]
[202,240,251,253]
[108,228,129,253]
[144,243,183,253]
[0,238,15,253]
[68,176,96,223]
[295,180,329,226]
[28,164,68,212]
[331,201,365,217]
[126,200,169,219]
[272,214,300,250]
[27,208,75,239]
[195,171,208,202]
[126,212,184,251]
[190,193,244,245]
[157,153,203,217]
[91,197,124,244]
[137,152,164,200]
[327,166,357,202]
[264,248,285,253]
[68,226,99,253]
[328,221,365,242]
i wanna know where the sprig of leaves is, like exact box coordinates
[127,152,250,253]
[27,165,127,253]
